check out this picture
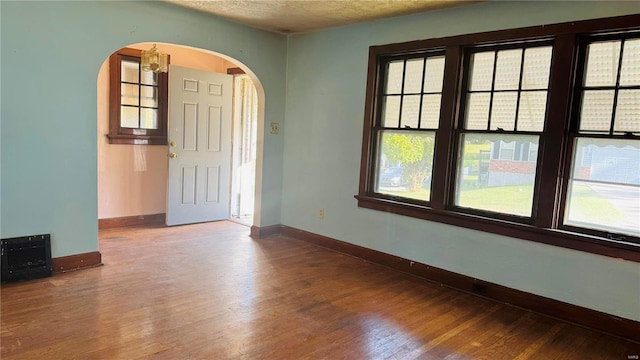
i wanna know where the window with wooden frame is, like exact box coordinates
[108,47,169,145]
[564,34,640,240]
[455,42,552,218]
[374,52,445,201]
[356,14,640,261]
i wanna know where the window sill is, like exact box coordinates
[354,194,640,262]
[107,134,167,145]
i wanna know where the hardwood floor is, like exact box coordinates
[1,221,638,359]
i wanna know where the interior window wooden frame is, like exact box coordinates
[108,47,169,145]
[560,32,640,240]
[450,40,553,223]
[373,51,445,203]
[355,14,640,262]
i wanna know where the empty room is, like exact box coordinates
[1,0,639,358]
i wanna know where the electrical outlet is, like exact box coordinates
[318,209,324,219]
[270,122,279,134]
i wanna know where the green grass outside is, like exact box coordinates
[381,184,623,224]
[566,185,623,225]
[457,185,534,216]
[379,188,431,202]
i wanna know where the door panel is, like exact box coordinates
[167,65,233,226]
[182,103,198,151]
[208,106,222,151]
[181,166,197,205]
[206,166,220,203]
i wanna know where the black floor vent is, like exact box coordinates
[1,234,53,282]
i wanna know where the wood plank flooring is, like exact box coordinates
[1,221,638,359]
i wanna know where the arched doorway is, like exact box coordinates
[97,42,263,229]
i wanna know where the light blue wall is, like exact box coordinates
[1,1,286,257]
[283,1,640,321]
[2,0,639,322]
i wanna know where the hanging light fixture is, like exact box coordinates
[141,44,168,73]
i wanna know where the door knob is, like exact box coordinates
[169,153,177,159]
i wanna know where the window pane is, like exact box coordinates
[579,90,614,132]
[420,94,441,129]
[490,92,518,130]
[423,56,445,93]
[141,69,158,86]
[584,41,621,87]
[455,133,538,217]
[140,108,158,129]
[620,39,640,86]
[400,95,420,128]
[614,90,640,133]
[565,138,640,237]
[121,84,139,106]
[522,46,552,90]
[494,49,522,91]
[403,58,424,94]
[382,96,401,127]
[465,93,490,130]
[121,106,139,128]
[386,61,404,94]
[517,91,547,131]
[469,52,495,91]
[121,60,139,83]
[376,131,436,201]
[140,85,158,108]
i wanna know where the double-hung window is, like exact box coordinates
[564,35,640,238]
[375,53,445,201]
[456,43,552,218]
[356,14,640,261]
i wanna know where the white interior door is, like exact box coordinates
[167,65,233,226]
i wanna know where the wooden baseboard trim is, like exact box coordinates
[280,225,640,343]
[52,251,103,274]
[250,224,283,238]
[99,213,165,229]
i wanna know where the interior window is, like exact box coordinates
[374,55,445,202]
[356,14,640,260]
[455,44,552,217]
[108,47,169,145]
[564,37,640,238]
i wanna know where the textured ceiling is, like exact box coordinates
[163,0,479,33]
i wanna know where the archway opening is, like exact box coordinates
[96,42,265,229]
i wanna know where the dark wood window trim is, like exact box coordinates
[356,14,640,262]
[108,47,169,145]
